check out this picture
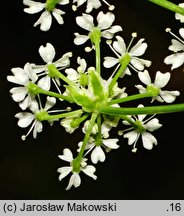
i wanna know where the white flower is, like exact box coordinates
[175,3,184,23]
[15,96,56,140]
[104,34,151,75]
[57,148,97,190]
[136,70,180,103]
[164,28,184,70]
[7,63,38,110]
[31,43,72,91]
[74,12,122,45]
[72,0,114,13]
[23,0,69,31]
[78,137,119,164]
[65,57,88,87]
[123,105,162,152]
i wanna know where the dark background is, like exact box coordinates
[1,0,184,199]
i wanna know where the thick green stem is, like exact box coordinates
[77,113,98,162]
[100,103,184,116]
[109,92,153,105]
[108,54,131,93]
[36,109,83,121]
[148,0,184,15]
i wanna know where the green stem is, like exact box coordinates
[36,109,83,121]
[120,115,139,128]
[77,113,98,162]
[109,92,153,105]
[48,64,77,87]
[95,42,101,74]
[108,54,131,93]
[99,103,184,116]
[96,114,102,146]
[148,0,184,15]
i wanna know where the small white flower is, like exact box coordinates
[175,3,184,23]
[74,12,122,46]
[31,43,72,91]
[104,34,151,75]
[72,0,114,13]
[65,57,88,87]
[23,0,69,31]
[15,96,56,140]
[7,63,38,110]
[123,105,162,152]
[57,148,97,190]
[136,70,180,103]
[78,137,119,164]
[164,28,184,70]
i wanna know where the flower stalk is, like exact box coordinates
[148,0,184,15]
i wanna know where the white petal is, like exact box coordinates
[15,112,34,128]
[159,90,180,103]
[145,118,162,131]
[57,166,72,181]
[91,146,105,164]
[44,96,56,110]
[179,28,184,40]
[76,13,94,31]
[34,11,52,32]
[135,84,146,94]
[58,148,73,162]
[74,33,89,45]
[23,0,45,14]
[154,71,170,88]
[169,39,184,52]
[58,0,69,5]
[175,4,184,23]
[103,57,119,68]
[142,132,157,150]
[164,53,184,70]
[10,87,28,102]
[131,58,151,71]
[38,76,51,91]
[8,67,29,85]
[55,52,72,68]
[97,12,114,30]
[124,130,138,145]
[86,0,101,13]
[39,43,55,64]
[138,70,151,85]
[82,165,97,180]
[65,68,79,81]
[113,36,126,55]
[52,8,65,25]
[130,39,147,56]
[66,173,81,190]
[102,26,122,39]
[102,138,119,149]
[33,121,43,138]
[19,95,32,110]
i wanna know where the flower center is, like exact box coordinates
[89,27,101,44]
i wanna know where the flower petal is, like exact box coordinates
[164,53,184,70]
[130,39,147,56]
[76,13,94,31]
[34,11,52,31]
[124,131,138,145]
[154,71,170,88]
[23,0,45,14]
[38,76,51,91]
[66,173,81,190]
[159,90,180,103]
[145,118,162,131]
[58,148,73,162]
[74,33,89,45]
[97,12,115,30]
[15,112,34,128]
[142,132,157,150]
[138,70,151,85]
[91,146,105,164]
[57,166,72,181]
[102,138,119,149]
[82,165,97,180]
[52,8,65,25]
[39,43,55,64]
[103,57,119,68]
[44,96,56,111]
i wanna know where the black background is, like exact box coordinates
[1,0,184,199]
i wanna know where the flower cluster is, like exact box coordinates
[7,0,184,190]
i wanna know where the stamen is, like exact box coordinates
[85,46,94,52]
[165,27,184,44]
[37,95,43,110]
[21,120,37,141]
[72,5,77,11]
[132,133,140,153]
[52,78,62,95]
[107,41,121,58]
[102,0,115,10]
[127,32,137,52]
[108,64,121,81]
[48,107,72,114]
